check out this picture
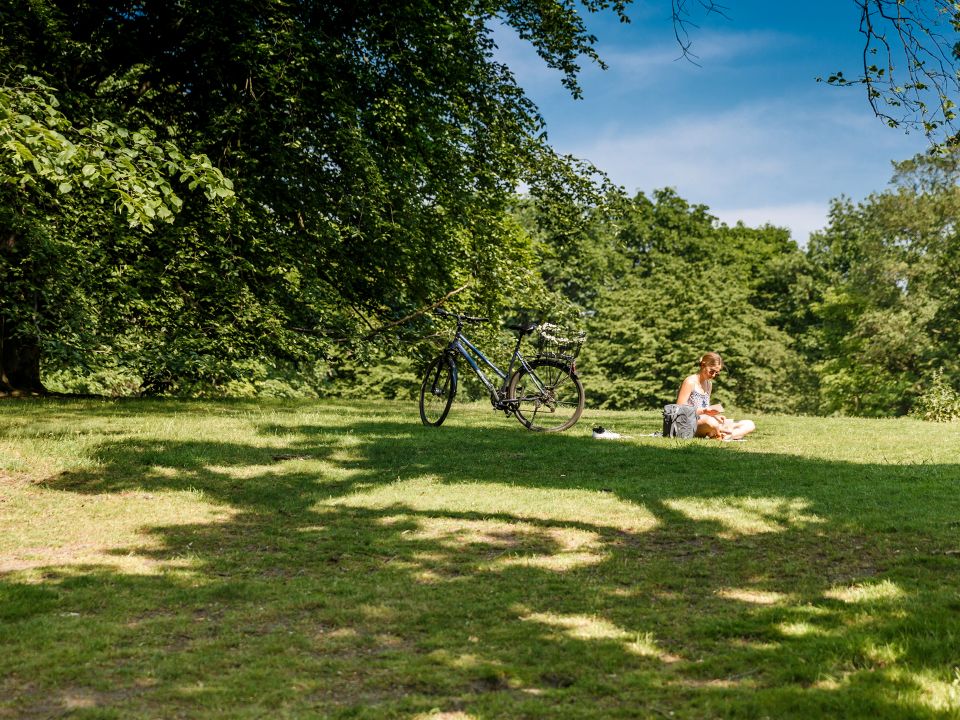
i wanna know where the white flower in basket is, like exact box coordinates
[536,323,586,359]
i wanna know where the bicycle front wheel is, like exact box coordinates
[507,358,584,432]
[419,355,457,426]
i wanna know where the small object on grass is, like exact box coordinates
[592,426,625,440]
[271,453,313,462]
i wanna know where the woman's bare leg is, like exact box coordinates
[722,419,755,441]
[695,416,723,438]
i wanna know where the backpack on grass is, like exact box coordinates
[662,404,697,439]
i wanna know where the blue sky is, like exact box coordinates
[494,1,931,244]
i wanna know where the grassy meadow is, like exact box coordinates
[1,397,960,719]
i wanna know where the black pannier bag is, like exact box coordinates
[662,403,697,439]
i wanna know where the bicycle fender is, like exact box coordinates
[445,352,459,389]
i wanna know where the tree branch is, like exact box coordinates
[346,282,472,343]
[290,283,473,344]
[671,0,730,65]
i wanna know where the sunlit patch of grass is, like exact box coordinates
[60,690,98,710]
[859,639,904,665]
[412,569,445,584]
[204,464,287,479]
[295,524,327,533]
[0,481,234,577]
[325,476,659,533]
[812,674,847,690]
[664,496,823,538]
[494,550,605,572]
[668,676,755,689]
[520,610,626,640]
[900,667,960,713]
[519,609,680,663]
[778,620,829,638]
[716,587,792,605]
[824,579,906,604]
[387,515,607,573]
[147,465,182,478]
[625,633,682,662]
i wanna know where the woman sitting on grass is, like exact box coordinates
[676,352,755,441]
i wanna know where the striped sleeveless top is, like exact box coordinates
[688,382,710,409]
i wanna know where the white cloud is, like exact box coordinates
[557,97,925,241]
[565,101,804,202]
[596,29,795,78]
[490,23,795,96]
[712,202,829,245]
[489,18,929,245]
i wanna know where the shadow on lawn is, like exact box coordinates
[4,413,960,719]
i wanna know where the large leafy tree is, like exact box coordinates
[1,0,627,394]
[807,152,960,416]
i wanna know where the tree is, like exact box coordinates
[6,0,958,398]
[1,0,635,394]
[0,74,233,394]
[822,1,960,145]
[807,151,960,416]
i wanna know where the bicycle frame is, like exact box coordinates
[445,328,538,408]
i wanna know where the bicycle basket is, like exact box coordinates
[535,323,585,362]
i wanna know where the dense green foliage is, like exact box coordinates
[0,70,234,391]
[513,151,960,418]
[1,0,619,393]
[2,1,959,417]
[573,191,806,413]
[804,153,960,417]
[911,369,960,422]
[512,186,813,414]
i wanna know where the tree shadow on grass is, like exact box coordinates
[3,414,960,719]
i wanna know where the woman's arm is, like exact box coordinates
[676,376,695,406]
[702,381,724,417]
[708,405,726,423]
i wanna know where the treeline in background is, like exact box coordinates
[2,2,959,420]
[40,153,960,421]
[322,153,960,421]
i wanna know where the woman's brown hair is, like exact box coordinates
[698,352,724,369]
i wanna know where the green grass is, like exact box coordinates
[1,397,959,719]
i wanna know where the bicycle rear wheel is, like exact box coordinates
[507,358,584,432]
[419,355,457,426]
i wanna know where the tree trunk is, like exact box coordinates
[0,318,47,396]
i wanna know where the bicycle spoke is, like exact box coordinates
[419,356,456,427]
[507,358,584,432]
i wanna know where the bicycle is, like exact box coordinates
[419,308,585,432]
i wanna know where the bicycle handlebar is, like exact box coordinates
[433,308,489,325]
